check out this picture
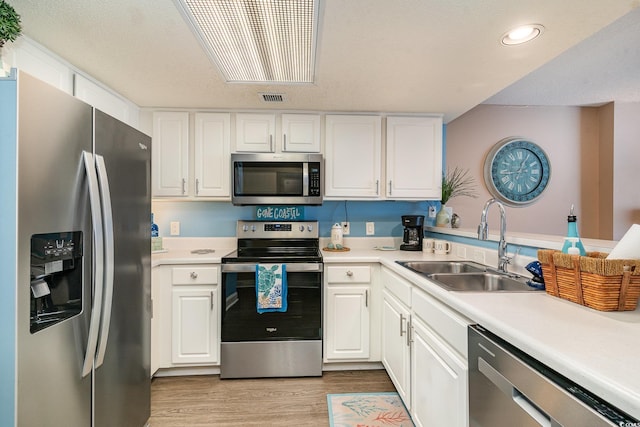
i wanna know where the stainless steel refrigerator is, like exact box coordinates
[0,69,151,427]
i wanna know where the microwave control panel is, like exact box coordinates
[309,162,321,196]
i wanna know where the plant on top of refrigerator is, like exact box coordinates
[0,1,22,48]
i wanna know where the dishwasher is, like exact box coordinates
[468,325,638,427]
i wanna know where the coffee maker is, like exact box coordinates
[400,215,425,251]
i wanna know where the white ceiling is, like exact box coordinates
[485,6,640,107]
[7,0,639,123]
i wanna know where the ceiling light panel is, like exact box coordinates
[178,0,318,83]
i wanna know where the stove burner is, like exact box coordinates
[223,220,322,264]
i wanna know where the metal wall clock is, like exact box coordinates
[483,137,551,207]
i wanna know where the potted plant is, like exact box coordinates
[436,167,478,227]
[0,1,22,74]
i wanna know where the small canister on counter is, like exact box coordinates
[331,223,343,247]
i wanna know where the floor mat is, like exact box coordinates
[327,392,414,427]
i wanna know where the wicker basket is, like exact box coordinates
[537,249,640,311]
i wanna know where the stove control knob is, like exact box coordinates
[299,225,305,232]
[242,225,249,232]
[307,225,314,232]
[250,225,256,232]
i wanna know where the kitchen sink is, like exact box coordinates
[396,260,541,292]
[429,272,539,292]
[396,260,487,275]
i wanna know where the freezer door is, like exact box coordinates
[16,72,93,426]
[93,109,151,427]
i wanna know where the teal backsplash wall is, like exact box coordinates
[151,200,440,238]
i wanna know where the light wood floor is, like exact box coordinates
[149,369,396,426]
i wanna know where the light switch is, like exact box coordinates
[366,222,375,235]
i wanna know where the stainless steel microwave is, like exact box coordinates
[231,153,323,205]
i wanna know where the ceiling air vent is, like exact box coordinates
[260,93,286,103]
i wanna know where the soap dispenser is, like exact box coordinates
[561,205,586,255]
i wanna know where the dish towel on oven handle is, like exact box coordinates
[256,264,288,313]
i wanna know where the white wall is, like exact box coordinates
[446,103,640,240]
[613,103,640,238]
[445,104,593,237]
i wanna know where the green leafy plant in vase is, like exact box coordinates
[436,167,478,227]
[0,1,22,75]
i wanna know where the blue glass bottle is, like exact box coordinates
[151,213,159,237]
[561,206,586,255]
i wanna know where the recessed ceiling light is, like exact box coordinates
[501,24,544,46]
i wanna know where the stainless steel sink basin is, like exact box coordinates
[396,260,486,275]
[429,272,539,292]
[395,260,542,292]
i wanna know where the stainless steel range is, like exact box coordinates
[220,220,323,379]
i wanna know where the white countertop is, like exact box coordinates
[153,238,640,419]
[151,237,235,267]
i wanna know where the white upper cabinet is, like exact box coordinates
[235,113,320,153]
[325,115,382,198]
[235,113,277,152]
[281,113,321,152]
[386,116,443,200]
[152,112,189,197]
[152,112,231,199]
[194,113,231,197]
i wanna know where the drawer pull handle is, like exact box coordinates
[400,313,405,336]
[190,272,198,279]
[346,270,353,277]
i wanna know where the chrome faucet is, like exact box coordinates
[478,198,510,273]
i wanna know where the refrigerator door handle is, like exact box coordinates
[81,151,105,378]
[95,154,114,369]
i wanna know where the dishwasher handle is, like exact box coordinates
[479,358,552,427]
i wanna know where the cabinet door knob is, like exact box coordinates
[190,272,198,279]
[346,270,353,277]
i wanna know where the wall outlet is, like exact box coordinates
[170,221,180,236]
[472,249,485,264]
[456,245,467,258]
[366,222,375,235]
[428,205,437,218]
[341,221,350,235]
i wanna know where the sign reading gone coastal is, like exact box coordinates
[256,206,305,221]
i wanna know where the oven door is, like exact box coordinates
[221,262,322,342]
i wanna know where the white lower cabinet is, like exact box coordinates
[411,315,468,427]
[382,267,471,427]
[171,286,218,364]
[171,266,219,365]
[152,264,220,371]
[324,265,373,361]
[382,288,412,406]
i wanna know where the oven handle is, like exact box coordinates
[222,262,323,273]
